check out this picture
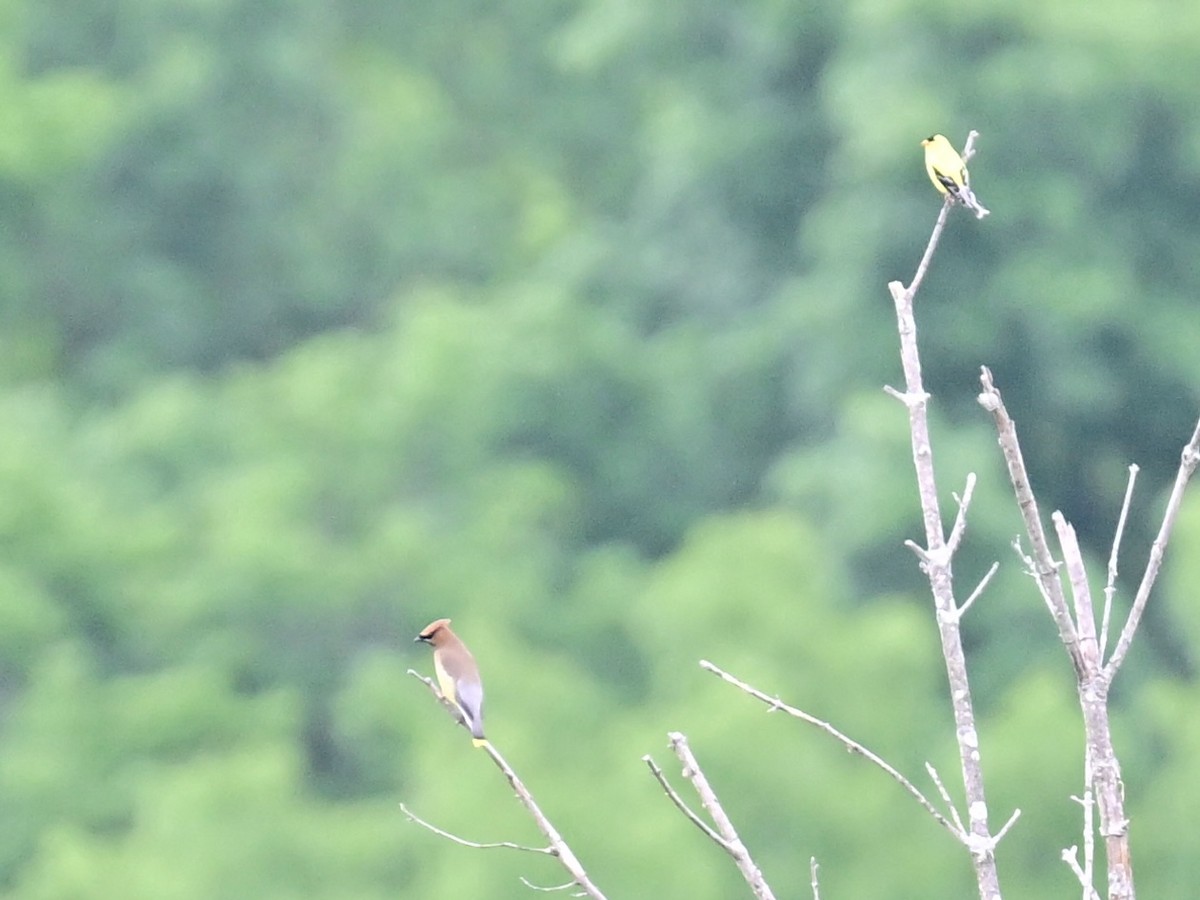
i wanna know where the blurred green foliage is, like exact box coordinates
[0,0,1198,896]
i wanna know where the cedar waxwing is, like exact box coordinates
[415,618,488,747]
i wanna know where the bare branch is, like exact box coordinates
[1058,544,1132,895]
[400,804,552,855]
[957,561,999,620]
[660,733,778,900]
[1070,745,1098,898]
[884,384,930,407]
[701,660,963,840]
[888,135,1005,898]
[1053,514,1101,669]
[519,877,583,894]
[409,674,609,900]
[1064,755,1103,900]
[993,808,1022,843]
[1012,537,1060,619]
[1061,846,1102,900]
[904,539,931,565]
[982,377,1163,897]
[947,473,978,555]
[1100,466,1138,658]
[901,198,953,302]
[924,763,966,835]
[810,858,821,900]
[643,755,727,848]
[960,130,982,163]
[1106,417,1200,677]
[978,368,1086,677]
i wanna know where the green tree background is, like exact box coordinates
[1,0,1199,896]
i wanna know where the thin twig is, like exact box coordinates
[979,367,1086,677]
[400,804,551,855]
[905,193,953,300]
[1100,466,1138,658]
[1106,417,1200,677]
[659,732,778,900]
[1012,537,1061,622]
[904,538,931,566]
[1069,743,1098,899]
[1053,513,1100,667]
[810,857,821,900]
[960,135,981,164]
[519,877,582,894]
[643,755,728,848]
[947,473,978,555]
[701,660,963,840]
[993,808,1023,844]
[925,763,967,835]
[957,561,999,620]
[1061,846,1101,900]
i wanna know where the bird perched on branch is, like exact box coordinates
[921,134,989,219]
[415,618,489,747]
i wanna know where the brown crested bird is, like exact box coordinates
[415,618,488,747]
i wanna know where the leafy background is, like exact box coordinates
[2,0,1200,896]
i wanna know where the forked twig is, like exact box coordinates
[1105,418,1200,677]
[647,733,777,900]
[643,755,726,847]
[407,670,608,900]
[980,367,1200,899]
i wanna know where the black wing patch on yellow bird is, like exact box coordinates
[933,170,961,196]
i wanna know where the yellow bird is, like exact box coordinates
[921,134,989,219]
[415,618,489,747]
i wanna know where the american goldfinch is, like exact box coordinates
[415,618,489,747]
[921,134,989,219]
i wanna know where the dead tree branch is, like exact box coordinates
[407,670,608,900]
[978,368,1200,899]
[885,131,1008,898]
[1105,419,1200,677]
[700,660,965,839]
[646,732,777,900]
